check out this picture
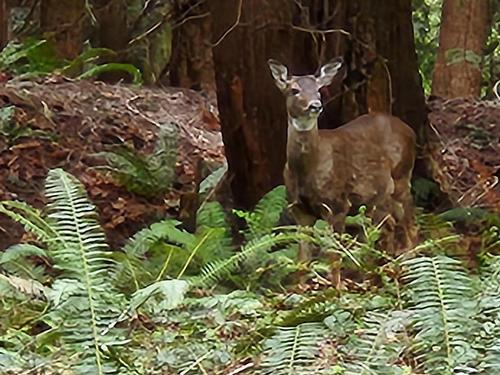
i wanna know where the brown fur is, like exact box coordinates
[268,59,416,254]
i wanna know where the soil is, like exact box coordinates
[426,96,500,211]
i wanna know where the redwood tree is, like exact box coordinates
[208,0,296,209]
[169,0,215,92]
[432,0,491,98]
[0,0,7,49]
[40,0,86,59]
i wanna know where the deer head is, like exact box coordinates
[268,58,343,131]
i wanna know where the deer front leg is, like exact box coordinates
[318,201,350,290]
[287,202,317,262]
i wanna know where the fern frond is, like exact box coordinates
[251,185,287,233]
[341,311,411,375]
[402,255,479,374]
[474,254,500,374]
[0,201,57,243]
[196,201,229,230]
[0,244,48,280]
[259,322,327,375]
[277,289,340,326]
[96,125,177,197]
[43,169,124,374]
[191,232,309,288]
[114,219,187,290]
[235,186,287,239]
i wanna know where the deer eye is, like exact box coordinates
[291,88,300,96]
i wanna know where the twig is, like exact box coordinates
[211,0,243,47]
[227,362,255,375]
[179,350,212,375]
[85,0,97,25]
[128,19,164,45]
[172,11,210,30]
[291,24,351,38]
[494,80,500,101]
[125,95,161,128]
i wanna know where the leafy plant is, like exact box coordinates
[0,169,125,374]
[259,322,328,375]
[0,38,142,83]
[1,169,499,375]
[96,125,178,198]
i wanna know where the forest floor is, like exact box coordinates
[0,76,224,250]
[427,96,499,211]
[0,77,498,250]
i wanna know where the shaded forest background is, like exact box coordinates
[0,1,499,374]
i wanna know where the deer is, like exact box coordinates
[268,57,417,273]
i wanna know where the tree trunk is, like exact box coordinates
[432,0,491,98]
[169,0,215,92]
[208,0,296,209]
[0,0,7,49]
[94,0,129,82]
[40,0,85,59]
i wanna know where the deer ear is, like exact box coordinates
[268,59,289,92]
[316,57,343,87]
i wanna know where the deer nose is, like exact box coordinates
[308,100,322,112]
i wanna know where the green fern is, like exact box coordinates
[259,322,327,375]
[191,231,310,288]
[234,185,287,238]
[113,219,188,290]
[0,169,125,374]
[96,125,177,197]
[474,254,500,373]
[341,311,411,375]
[0,201,57,243]
[402,255,479,374]
[0,244,47,281]
[197,201,229,230]
[44,169,126,374]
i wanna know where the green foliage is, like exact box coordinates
[77,63,142,84]
[412,0,500,97]
[482,0,500,98]
[1,170,499,374]
[342,312,411,375]
[0,169,125,374]
[233,185,288,239]
[403,256,478,374]
[259,322,328,375]
[412,0,442,95]
[0,106,53,147]
[96,125,178,197]
[0,38,143,83]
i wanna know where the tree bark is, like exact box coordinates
[208,0,296,209]
[0,0,7,49]
[94,0,129,82]
[169,0,215,92]
[40,0,85,59]
[432,0,491,98]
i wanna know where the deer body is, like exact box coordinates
[269,58,416,252]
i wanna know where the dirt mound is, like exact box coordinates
[426,96,500,211]
[0,76,224,249]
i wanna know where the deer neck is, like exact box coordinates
[286,116,320,174]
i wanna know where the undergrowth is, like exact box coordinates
[0,169,498,374]
[0,38,142,83]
